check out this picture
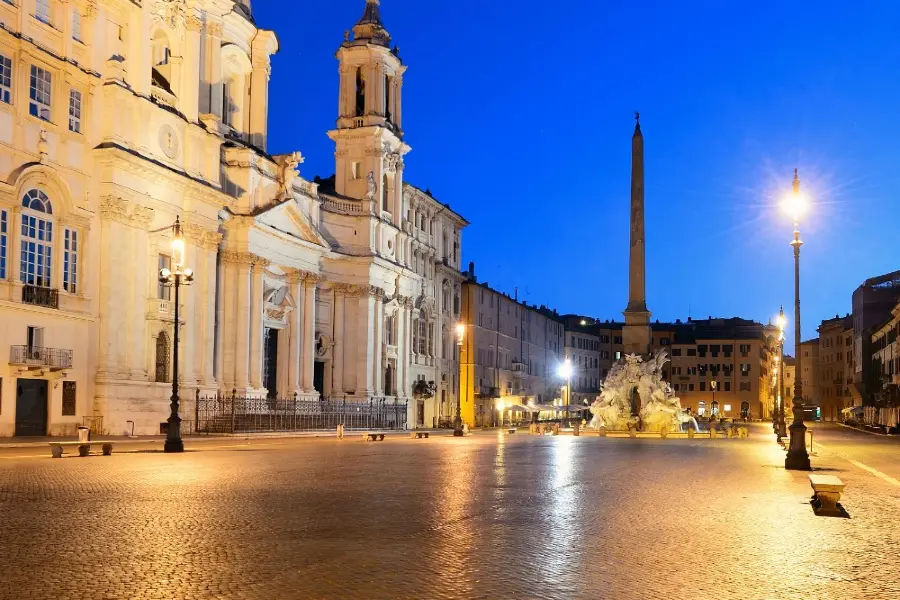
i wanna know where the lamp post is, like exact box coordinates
[711,380,717,415]
[159,216,194,453]
[558,358,573,425]
[784,169,811,470]
[454,323,465,437]
[777,306,788,441]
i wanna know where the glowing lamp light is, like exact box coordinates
[558,359,572,379]
[456,323,465,345]
[171,216,186,267]
[782,171,808,223]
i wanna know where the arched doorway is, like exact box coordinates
[740,401,750,421]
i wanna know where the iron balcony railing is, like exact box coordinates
[10,345,73,369]
[22,284,59,309]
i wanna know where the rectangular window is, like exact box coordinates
[157,254,171,300]
[687,348,697,357]
[700,381,706,392]
[688,384,695,391]
[72,9,82,40]
[724,382,731,392]
[740,382,751,392]
[62,381,76,416]
[36,0,51,24]
[0,210,6,279]
[614,336,622,345]
[672,348,682,356]
[0,54,11,104]
[68,89,82,133]
[29,65,53,121]
[63,228,78,293]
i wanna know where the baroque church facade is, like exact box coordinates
[0,0,466,436]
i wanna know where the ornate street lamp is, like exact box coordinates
[454,323,465,437]
[783,170,811,470]
[159,216,194,453]
[776,306,788,441]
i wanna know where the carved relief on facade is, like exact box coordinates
[99,196,155,229]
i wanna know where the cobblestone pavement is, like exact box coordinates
[1,425,899,600]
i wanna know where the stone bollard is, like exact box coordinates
[660,428,668,439]
[552,423,560,436]
[337,424,344,439]
[573,423,580,437]
[598,427,607,437]
[628,426,637,438]
[687,428,695,439]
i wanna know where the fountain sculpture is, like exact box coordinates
[589,351,695,432]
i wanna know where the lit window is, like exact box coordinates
[35,0,51,24]
[0,54,11,104]
[723,404,732,412]
[63,228,78,293]
[29,65,52,122]
[68,89,82,133]
[72,9,82,40]
[20,190,54,288]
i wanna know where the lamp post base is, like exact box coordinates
[785,422,810,470]
[164,438,185,453]
[452,429,464,437]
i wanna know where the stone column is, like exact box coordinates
[204,239,219,386]
[180,240,198,387]
[302,277,317,392]
[357,288,375,397]
[220,256,236,390]
[249,57,270,150]
[233,255,252,391]
[333,287,346,394]
[178,16,202,122]
[396,300,408,399]
[287,273,303,395]
[208,21,224,119]
[249,257,267,390]
[129,208,152,379]
[374,289,384,394]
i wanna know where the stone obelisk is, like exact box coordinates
[622,112,651,356]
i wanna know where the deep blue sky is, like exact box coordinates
[255,0,900,351]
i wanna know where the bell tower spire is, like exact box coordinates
[622,112,651,356]
[329,1,410,222]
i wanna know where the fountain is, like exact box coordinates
[589,351,693,433]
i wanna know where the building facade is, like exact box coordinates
[562,316,601,406]
[0,0,467,436]
[851,270,900,404]
[799,338,819,409]
[871,301,900,407]
[667,318,777,420]
[459,266,565,427]
[817,315,853,421]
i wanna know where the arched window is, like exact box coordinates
[355,67,366,117]
[223,76,238,127]
[155,332,170,383]
[385,314,395,346]
[20,190,53,288]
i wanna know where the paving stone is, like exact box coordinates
[0,425,898,599]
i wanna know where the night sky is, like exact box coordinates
[255,0,900,352]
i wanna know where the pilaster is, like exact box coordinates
[249,256,268,389]
[301,276,318,392]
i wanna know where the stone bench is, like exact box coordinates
[362,432,385,442]
[49,441,114,458]
[809,474,845,516]
[410,431,429,439]
[506,428,516,434]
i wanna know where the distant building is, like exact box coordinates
[561,317,602,406]
[667,318,778,420]
[459,265,565,427]
[870,301,900,407]
[799,338,820,410]
[817,315,854,421]
[851,270,900,404]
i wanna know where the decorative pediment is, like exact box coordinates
[255,199,328,248]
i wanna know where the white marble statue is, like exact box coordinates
[589,350,688,432]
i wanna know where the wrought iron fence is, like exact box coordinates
[195,393,409,434]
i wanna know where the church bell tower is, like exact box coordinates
[328,0,410,226]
